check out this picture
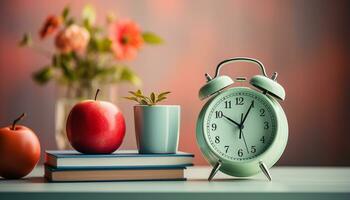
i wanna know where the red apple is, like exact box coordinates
[66,89,126,154]
[0,113,41,179]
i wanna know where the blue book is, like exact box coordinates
[45,150,194,169]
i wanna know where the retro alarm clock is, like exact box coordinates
[196,57,288,181]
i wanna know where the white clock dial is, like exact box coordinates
[204,89,277,161]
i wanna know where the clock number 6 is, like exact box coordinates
[238,149,243,157]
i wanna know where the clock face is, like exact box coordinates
[204,88,277,161]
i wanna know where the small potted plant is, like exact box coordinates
[124,90,180,154]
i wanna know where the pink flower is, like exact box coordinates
[109,19,144,60]
[55,25,90,53]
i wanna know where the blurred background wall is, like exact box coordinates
[0,0,349,165]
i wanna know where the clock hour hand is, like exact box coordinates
[239,113,243,139]
[222,114,240,127]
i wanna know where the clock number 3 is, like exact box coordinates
[264,122,269,129]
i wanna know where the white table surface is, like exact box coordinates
[0,166,349,200]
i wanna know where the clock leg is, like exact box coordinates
[208,160,222,181]
[259,161,272,181]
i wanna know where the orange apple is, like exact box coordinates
[0,113,41,179]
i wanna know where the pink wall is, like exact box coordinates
[0,0,349,165]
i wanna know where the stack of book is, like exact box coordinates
[44,150,194,182]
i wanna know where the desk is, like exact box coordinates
[0,166,349,200]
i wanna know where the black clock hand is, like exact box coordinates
[239,113,243,139]
[241,100,254,125]
[222,114,241,127]
[241,130,249,154]
[239,113,249,153]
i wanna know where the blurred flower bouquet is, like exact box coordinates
[20,4,163,91]
[19,5,163,149]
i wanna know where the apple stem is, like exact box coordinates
[11,113,26,130]
[94,89,100,101]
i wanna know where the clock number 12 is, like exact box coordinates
[235,97,244,105]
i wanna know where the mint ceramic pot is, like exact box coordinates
[134,105,180,154]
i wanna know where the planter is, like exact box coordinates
[134,105,180,154]
[55,81,118,150]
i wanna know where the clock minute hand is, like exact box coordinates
[222,114,241,127]
[241,100,254,125]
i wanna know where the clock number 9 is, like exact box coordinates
[211,123,217,131]
[238,149,243,157]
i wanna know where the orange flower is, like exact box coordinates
[109,19,143,60]
[39,15,62,39]
[55,25,90,53]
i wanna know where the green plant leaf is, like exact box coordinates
[62,6,70,21]
[128,91,144,98]
[65,18,75,26]
[142,32,164,44]
[158,91,171,98]
[57,53,76,81]
[119,67,142,86]
[89,38,111,52]
[136,89,142,95]
[18,33,32,47]
[32,66,53,85]
[140,99,149,105]
[82,4,96,26]
[150,92,156,103]
[123,96,140,103]
[156,96,167,103]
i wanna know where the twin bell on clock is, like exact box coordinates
[196,57,288,181]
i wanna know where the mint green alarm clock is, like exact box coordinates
[196,57,288,181]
